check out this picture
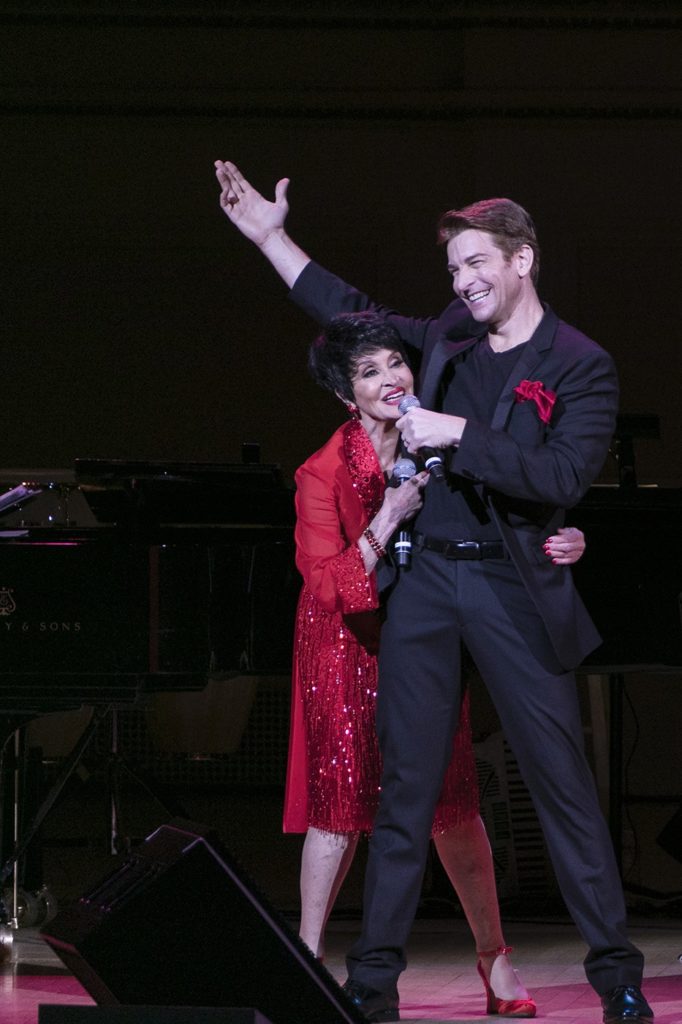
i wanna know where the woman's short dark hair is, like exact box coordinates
[308,312,408,403]
[437,197,540,285]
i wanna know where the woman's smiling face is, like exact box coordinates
[350,347,414,424]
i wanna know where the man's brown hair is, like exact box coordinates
[437,198,540,285]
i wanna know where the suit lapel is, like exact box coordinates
[489,342,548,431]
[418,336,478,408]
[490,308,560,431]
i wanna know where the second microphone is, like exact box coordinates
[391,456,418,569]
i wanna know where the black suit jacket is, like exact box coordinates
[290,261,619,670]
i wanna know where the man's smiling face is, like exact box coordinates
[446,228,526,330]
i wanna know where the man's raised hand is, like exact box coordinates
[214,160,290,247]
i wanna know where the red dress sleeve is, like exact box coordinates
[294,453,379,615]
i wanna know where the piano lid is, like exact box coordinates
[0,476,98,530]
[73,458,295,527]
[74,458,288,488]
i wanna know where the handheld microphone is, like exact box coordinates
[397,395,446,481]
[391,456,417,568]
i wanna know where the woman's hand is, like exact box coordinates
[358,472,429,573]
[215,160,289,246]
[380,471,429,530]
[544,526,586,565]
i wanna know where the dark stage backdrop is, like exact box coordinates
[1,3,680,912]
[1,3,681,486]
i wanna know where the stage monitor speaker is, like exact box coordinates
[41,820,364,1024]
[39,1010,271,1023]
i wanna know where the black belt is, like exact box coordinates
[413,532,508,560]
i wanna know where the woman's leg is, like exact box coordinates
[433,817,531,1001]
[299,826,359,959]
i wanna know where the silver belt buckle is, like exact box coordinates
[453,540,480,559]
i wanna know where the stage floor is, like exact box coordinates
[1,917,680,1023]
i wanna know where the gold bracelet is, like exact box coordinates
[363,526,387,559]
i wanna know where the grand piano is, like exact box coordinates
[0,459,297,723]
[0,458,299,928]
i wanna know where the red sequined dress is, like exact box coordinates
[283,418,479,834]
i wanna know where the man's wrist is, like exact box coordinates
[259,230,310,287]
[448,415,467,447]
[256,226,287,253]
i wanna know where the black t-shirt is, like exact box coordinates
[415,339,527,541]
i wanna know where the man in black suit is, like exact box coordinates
[214,161,653,1024]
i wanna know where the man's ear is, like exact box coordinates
[515,243,535,279]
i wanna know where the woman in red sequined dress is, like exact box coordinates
[283,312,585,1015]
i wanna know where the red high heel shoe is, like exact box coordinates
[476,945,537,1018]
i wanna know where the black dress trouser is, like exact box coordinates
[346,549,644,997]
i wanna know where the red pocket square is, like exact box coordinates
[513,379,556,424]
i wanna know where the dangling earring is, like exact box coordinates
[344,401,360,420]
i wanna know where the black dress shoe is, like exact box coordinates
[601,985,653,1023]
[342,979,400,1022]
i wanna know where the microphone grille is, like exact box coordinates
[397,394,420,415]
[392,457,417,481]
